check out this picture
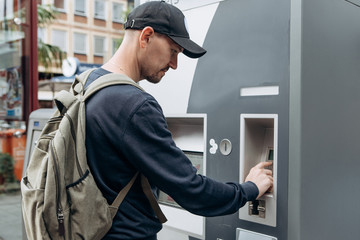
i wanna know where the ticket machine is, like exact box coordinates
[139,0,287,239]
[23,0,360,238]
[137,0,360,239]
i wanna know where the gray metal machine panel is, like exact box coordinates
[188,0,290,239]
[295,0,360,239]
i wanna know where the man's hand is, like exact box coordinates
[245,162,273,199]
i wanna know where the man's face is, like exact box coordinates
[141,33,183,84]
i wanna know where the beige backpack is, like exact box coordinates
[21,69,166,240]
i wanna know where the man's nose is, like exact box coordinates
[169,54,178,70]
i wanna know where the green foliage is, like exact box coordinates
[38,39,64,70]
[0,153,16,184]
[37,4,64,72]
[37,4,58,27]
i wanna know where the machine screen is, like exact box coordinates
[158,151,203,208]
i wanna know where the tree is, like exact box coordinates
[37,4,64,74]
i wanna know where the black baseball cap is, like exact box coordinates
[124,1,206,58]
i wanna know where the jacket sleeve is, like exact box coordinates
[121,98,259,217]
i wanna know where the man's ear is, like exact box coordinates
[139,27,155,48]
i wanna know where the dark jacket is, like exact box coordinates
[85,68,258,240]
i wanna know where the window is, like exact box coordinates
[94,36,106,56]
[113,2,125,23]
[38,28,46,43]
[94,0,105,19]
[112,38,122,55]
[73,32,87,54]
[74,0,86,16]
[54,0,66,11]
[51,29,67,52]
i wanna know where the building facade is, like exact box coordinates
[37,0,131,103]
[38,0,130,74]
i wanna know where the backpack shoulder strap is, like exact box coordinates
[75,71,166,223]
[110,173,167,223]
[140,174,167,223]
[83,73,145,100]
[111,172,139,212]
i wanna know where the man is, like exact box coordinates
[85,1,273,239]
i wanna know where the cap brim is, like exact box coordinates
[169,36,207,59]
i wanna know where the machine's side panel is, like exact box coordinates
[297,0,360,239]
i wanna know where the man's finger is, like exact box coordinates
[256,161,273,168]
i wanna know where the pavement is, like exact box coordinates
[0,189,23,240]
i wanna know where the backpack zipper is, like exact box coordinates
[50,140,65,237]
[65,113,83,177]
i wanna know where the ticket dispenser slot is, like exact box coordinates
[239,114,278,227]
[158,114,207,239]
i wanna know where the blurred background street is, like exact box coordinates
[1,1,134,240]
[0,190,22,240]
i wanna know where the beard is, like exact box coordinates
[143,66,169,84]
[146,72,163,84]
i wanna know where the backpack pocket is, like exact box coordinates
[66,169,114,239]
[21,174,51,240]
[21,135,65,240]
